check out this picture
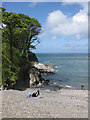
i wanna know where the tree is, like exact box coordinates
[1,7,42,89]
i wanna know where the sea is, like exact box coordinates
[36,53,88,89]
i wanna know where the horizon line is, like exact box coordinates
[34,52,88,54]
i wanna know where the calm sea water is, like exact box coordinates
[36,53,88,88]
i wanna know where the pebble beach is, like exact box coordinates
[1,86,88,118]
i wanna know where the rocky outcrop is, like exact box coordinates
[29,70,50,86]
[29,62,55,86]
[29,71,43,86]
[33,62,55,75]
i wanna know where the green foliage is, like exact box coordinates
[2,53,19,87]
[1,7,42,89]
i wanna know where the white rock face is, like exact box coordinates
[29,73,37,86]
[33,62,55,73]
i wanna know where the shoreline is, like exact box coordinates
[0,83,88,91]
[30,84,88,91]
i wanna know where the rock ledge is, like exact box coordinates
[33,62,55,74]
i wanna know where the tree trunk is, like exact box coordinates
[9,26,13,70]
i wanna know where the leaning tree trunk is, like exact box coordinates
[15,63,31,89]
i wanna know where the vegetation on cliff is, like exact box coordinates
[1,7,41,89]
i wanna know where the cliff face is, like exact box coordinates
[3,52,55,90]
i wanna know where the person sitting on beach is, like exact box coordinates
[37,90,40,95]
[27,90,40,97]
[27,93,32,97]
[32,92,37,97]
[32,90,40,97]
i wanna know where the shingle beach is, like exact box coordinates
[1,87,88,118]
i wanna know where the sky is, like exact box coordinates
[2,2,88,53]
